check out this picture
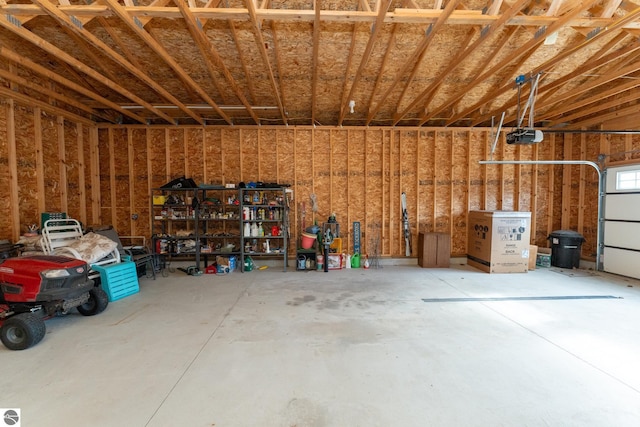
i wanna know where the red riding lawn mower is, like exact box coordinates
[0,242,108,350]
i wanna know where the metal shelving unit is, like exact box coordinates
[239,187,289,272]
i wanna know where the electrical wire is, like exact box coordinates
[310,193,318,213]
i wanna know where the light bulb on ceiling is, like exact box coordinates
[348,100,356,114]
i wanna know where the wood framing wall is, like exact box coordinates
[3,101,639,260]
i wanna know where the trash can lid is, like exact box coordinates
[548,230,585,240]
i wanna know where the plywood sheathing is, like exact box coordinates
[0,101,10,237]
[4,101,640,261]
[15,106,38,234]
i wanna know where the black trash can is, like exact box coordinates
[547,230,585,269]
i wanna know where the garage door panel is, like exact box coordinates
[604,193,640,221]
[604,221,640,250]
[603,247,640,280]
[604,165,640,279]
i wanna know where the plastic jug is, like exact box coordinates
[351,253,360,268]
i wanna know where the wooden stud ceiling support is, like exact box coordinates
[177,1,259,124]
[0,18,166,124]
[128,130,136,234]
[454,6,640,127]
[101,0,231,125]
[32,0,204,124]
[530,143,538,244]
[108,129,117,228]
[89,127,101,224]
[561,134,572,230]
[393,0,531,126]
[245,0,288,125]
[338,0,393,126]
[5,100,20,241]
[416,0,598,126]
[365,0,460,125]
[34,108,45,214]
[578,133,586,234]
[57,116,68,215]
[76,123,87,226]
[0,47,142,124]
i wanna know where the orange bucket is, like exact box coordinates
[300,232,317,249]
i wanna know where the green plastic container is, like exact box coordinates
[351,253,360,268]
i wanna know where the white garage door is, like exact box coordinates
[604,165,640,279]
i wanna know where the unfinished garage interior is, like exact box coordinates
[2,0,640,425]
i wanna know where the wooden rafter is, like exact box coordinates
[432,27,534,126]
[0,47,143,123]
[245,0,288,124]
[177,0,260,124]
[269,21,287,122]
[0,68,113,122]
[547,89,640,126]
[446,28,543,126]
[414,0,598,126]
[338,20,360,125]
[31,0,204,125]
[229,20,257,105]
[101,0,231,124]
[0,85,93,125]
[481,33,638,126]
[0,16,170,124]
[570,99,640,128]
[365,0,461,125]
[394,0,531,125]
[549,70,640,122]
[468,8,640,126]
[338,0,393,126]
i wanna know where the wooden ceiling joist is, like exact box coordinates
[177,0,260,124]
[394,0,531,125]
[338,0,393,126]
[32,0,206,125]
[416,0,598,126]
[0,16,168,124]
[101,0,231,124]
[1,5,638,30]
[366,0,461,125]
[245,0,288,125]
[0,47,144,124]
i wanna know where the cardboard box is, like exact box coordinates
[528,245,538,270]
[467,210,531,273]
[418,232,450,268]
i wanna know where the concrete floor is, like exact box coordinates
[3,260,640,427]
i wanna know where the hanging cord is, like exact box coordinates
[310,193,318,213]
